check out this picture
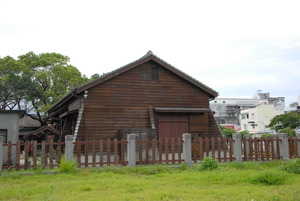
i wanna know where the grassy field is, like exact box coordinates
[0,160,300,201]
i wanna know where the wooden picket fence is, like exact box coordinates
[288,137,299,158]
[242,137,281,161]
[191,137,234,162]
[75,139,127,167]
[3,140,64,170]
[135,138,183,165]
[75,138,184,167]
[1,136,299,171]
[190,137,299,162]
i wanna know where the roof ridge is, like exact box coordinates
[75,50,154,91]
[48,51,219,112]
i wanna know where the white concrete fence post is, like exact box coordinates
[279,133,289,160]
[127,134,136,167]
[141,133,147,162]
[0,136,3,175]
[65,135,74,161]
[182,133,192,167]
[233,134,242,162]
[297,134,300,157]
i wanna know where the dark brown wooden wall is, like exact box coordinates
[76,61,220,140]
[208,111,222,138]
[190,113,209,137]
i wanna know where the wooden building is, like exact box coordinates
[47,51,221,141]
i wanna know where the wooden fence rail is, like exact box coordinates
[2,140,64,170]
[288,137,299,158]
[242,137,281,161]
[191,137,235,162]
[1,134,300,171]
[136,138,183,165]
[75,139,127,167]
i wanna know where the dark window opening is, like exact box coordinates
[0,129,7,143]
[141,66,159,80]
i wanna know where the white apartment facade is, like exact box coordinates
[240,103,284,134]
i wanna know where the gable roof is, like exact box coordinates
[48,51,218,112]
[23,125,60,139]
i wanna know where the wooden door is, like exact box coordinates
[158,114,189,139]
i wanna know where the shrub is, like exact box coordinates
[58,157,78,174]
[178,162,189,170]
[199,157,218,171]
[251,171,286,185]
[261,134,273,138]
[34,166,43,175]
[278,128,296,137]
[238,130,251,138]
[282,159,300,174]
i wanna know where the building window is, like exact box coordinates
[242,113,249,119]
[214,101,217,103]
[0,129,7,143]
[223,101,226,103]
[141,66,159,80]
[251,113,255,119]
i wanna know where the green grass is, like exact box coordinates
[1,161,300,201]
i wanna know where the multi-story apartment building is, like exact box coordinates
[240,103,284,134]
[210,90,285,130]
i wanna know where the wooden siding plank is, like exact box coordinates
[69,63,221,140]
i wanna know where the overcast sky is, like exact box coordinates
[1,0,299,106]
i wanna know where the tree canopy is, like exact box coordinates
[268,111,300,132]
[0,52,97,125]
[219,125,236,138]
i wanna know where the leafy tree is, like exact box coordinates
[0,56,30,110]
[90,73,101,80]
[268,111,300,132]
[278,128,296,137]
[219,125,236,138]
[238,130,251,138]
[0,52,94,125]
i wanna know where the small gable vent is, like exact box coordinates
[140,65,159,81]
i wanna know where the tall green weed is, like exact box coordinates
[282,159,300,174]
[251,171,287,185]
[58,158,78,174]
[196,157,218,171]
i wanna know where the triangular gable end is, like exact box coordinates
[76,51,218,98]
[48,51,218,113]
